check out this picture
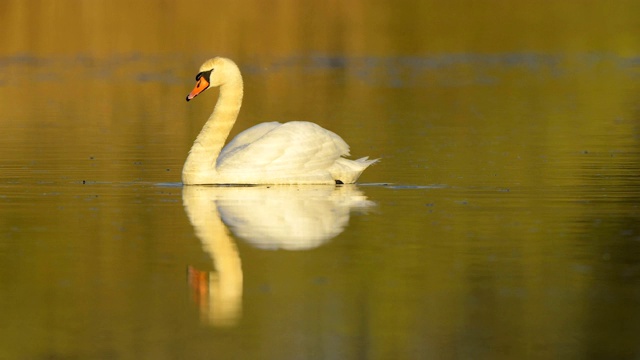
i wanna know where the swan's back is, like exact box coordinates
[216,121,374,184]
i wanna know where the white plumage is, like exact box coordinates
[182,57,377,185]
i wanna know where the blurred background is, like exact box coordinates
[2,0,638,185]
[1,1,640,359]
[1,0,638,183]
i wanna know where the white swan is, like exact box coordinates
[183,57,378,185]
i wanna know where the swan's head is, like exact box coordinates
[186,57,241,102]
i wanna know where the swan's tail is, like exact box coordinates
[329,156,379,184]
[354,156,379,167]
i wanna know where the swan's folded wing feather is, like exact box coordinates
[217,121,350,175]
[218,121,282,164]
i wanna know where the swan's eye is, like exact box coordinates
[195,69,213,81]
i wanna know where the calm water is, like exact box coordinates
[2,1,640,359]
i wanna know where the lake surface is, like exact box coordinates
[1,1,640,359]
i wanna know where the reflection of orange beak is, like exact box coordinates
[186,77,210,102]
[188,266,209,306]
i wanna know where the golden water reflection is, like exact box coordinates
[1,0,639,357]
[182,185,374,326]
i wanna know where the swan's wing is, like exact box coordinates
[217,121,350,174]
[218,121,282,162]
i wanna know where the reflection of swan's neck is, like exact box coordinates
[183,186,244,327]
[183,72,244,184]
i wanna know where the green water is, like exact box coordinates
[1,1,640,359]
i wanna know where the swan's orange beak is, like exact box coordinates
[186,77,210,102]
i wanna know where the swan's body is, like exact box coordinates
[182,57,377,185]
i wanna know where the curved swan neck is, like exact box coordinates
[183,65,244,184]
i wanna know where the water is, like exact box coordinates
[2,1,640,359]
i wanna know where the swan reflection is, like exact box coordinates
[182,185,374,327]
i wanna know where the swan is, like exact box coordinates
[182,57,378,185]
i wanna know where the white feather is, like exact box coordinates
[182,57,378,185]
